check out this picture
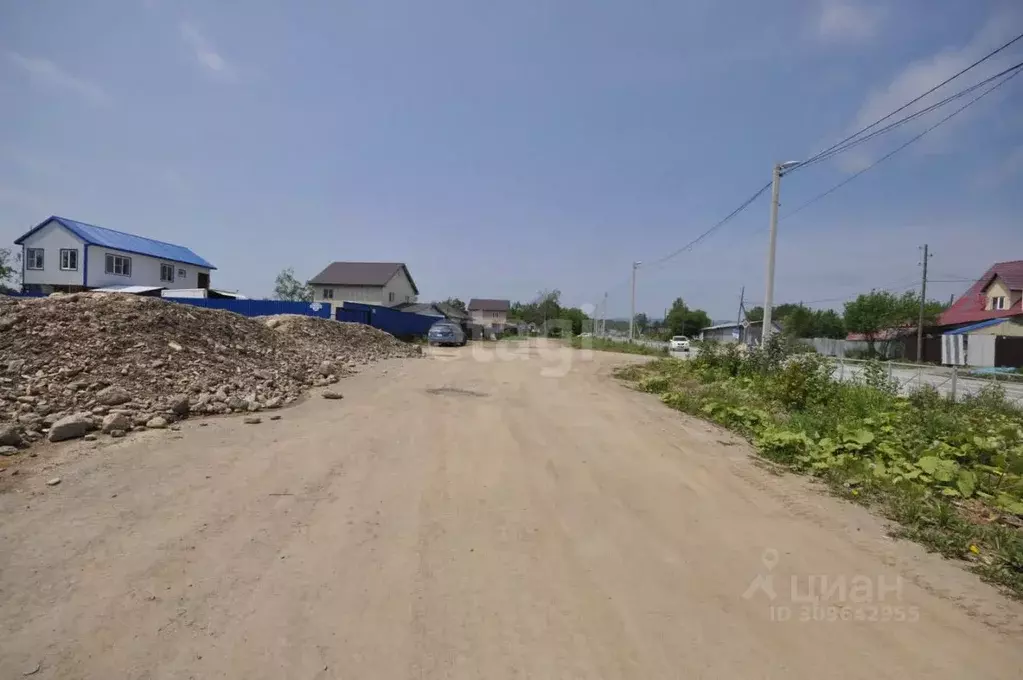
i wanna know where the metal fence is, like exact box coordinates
[827,357,1023,406]
[169,297,333,319]
[800,337,904,359]
[335,302,438,338]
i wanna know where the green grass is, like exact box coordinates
[615,342,1023,597]
[570,336,669,356]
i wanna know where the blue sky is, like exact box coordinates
[2,0,1021,319]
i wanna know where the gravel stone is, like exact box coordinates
[48,413,94,442]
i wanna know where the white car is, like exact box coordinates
[669,336,690,352]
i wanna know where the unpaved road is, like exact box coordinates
[2,341,1022,679]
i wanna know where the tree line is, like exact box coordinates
[623,289,948,352]
[746,289,947,350]
[508,289,589,336]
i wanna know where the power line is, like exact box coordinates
[793,30,1023,172]
[642,181,772,270]
[800,279,973,307]
[801,281,922,306]
[801,61,1023,168]
[783,65,1022,219]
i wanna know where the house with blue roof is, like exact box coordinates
[14,216,216,294]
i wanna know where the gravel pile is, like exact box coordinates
[262,314,422,363]
[0,294,421,451]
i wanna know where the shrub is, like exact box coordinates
[768,353,835,411]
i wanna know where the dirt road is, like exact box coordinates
[2,341,1022,679]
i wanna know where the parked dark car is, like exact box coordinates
[428,320,467,347]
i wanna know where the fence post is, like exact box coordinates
[839,357,844,381]
[950,365,957,401]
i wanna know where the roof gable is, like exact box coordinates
[939,260,1023,326]
[14,216,216,269]
[308,262,419,294]
[468,298,510,311]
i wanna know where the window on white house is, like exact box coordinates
[178,268,186,278]
[992,296,1007,310]
[59,249,78,271]
[388,291,395,302]
[322,288,334,299]
[26,248,44,270]
[105,254,132,276]
[160,263,175,282]
[492,311,501,318]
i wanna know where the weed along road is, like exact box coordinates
[2,342,1022,679]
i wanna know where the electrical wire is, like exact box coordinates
[801,279,975,307]
[792,30,1023,172]
[783,65,1023,219]
[802,282,927,306]
[799,61,1023,169]
[641,181,772,270]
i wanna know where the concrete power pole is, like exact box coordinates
[601,292,607,336]
[736,286,745,343]
[762,161,800,344]
[629,261,641,340]
[917,244,930,363]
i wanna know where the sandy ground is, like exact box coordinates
[2,340,1022,679]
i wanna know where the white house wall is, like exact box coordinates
[471,310,508,326]
[315,285,386,305]
[383,270,417,306]
[86,246,211,290]
[20,221,87,287]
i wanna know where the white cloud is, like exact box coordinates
[815,0,883,44]
[6,52,109,106]
[835,8,1023,169]
[180,22,235,79]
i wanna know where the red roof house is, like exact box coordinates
[938,260,1023,327]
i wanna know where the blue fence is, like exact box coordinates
[336,302,437,338]
[170,297,333,319]
[3,291,47,298]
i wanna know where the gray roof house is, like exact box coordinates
[468,298,511,328]
[393,301,469,321]
[700,320,782,345]
[308,262,419,307]
[467,298,510,312]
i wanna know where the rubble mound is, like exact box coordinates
[0,294,421,449]
[262,314,422,363]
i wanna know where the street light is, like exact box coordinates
[761,160,802,345]
[629,260,642,340]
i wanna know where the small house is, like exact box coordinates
[468,298,510,329]
[699,320,781,345]
[308,262,418,307]
[14,216,215,294]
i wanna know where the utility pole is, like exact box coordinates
[916,244,930,363]
[736,286,745,343]
[629,261,641,340]
[601,292,607,336]
[762,161,800,345]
